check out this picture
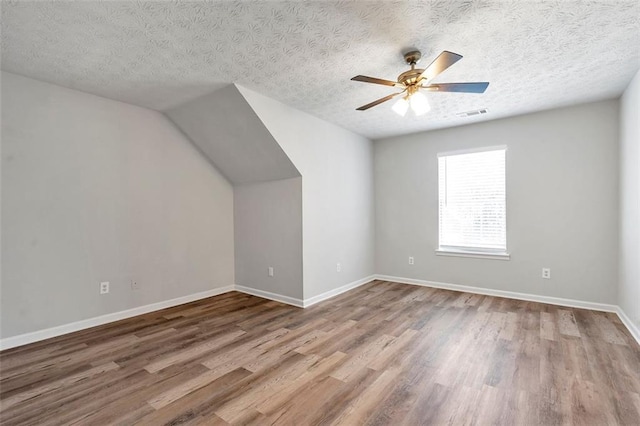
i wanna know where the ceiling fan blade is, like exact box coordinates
[418,51,463,82]
[351,75,401,87]
[422,82,490,93]
[356,92,402,111]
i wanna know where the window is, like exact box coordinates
[437,147,508,259]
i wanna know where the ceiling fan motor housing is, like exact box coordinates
[397,69,425,86]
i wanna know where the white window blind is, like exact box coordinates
[438,148,506,252]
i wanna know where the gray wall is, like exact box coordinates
[619,69,640,330]
[375,100,619,304]
[1,72,235,338]
[234,177,303,299]
[238,86,375,299]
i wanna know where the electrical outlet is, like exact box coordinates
[409,256,415,265]
[542,268,551,279]
[100,281,109,294]
[336,263,342,272]
[131,280,139,290]
[268,266,274,277]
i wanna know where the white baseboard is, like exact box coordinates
[4,276,637,350]
[375,274,640,346]
[234,285,304,308]
[374,274,639,347]
[374,274,618,313]
[234,275,376,308]
[0,285,234,351]
[616,306,640,346]
[303,275,376,307]
[1,277,371,350]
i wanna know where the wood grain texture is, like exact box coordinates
[1,281,639,425]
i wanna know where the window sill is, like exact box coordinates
[435,248,510,261]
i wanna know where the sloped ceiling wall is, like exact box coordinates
[167,84,304,300]
[166,84,300,185]
[237,85,376,300]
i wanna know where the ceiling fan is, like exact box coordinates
[351,50,489,116]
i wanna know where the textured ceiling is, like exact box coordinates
[2,1,639,139]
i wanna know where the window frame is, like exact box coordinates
[436,146,510,261]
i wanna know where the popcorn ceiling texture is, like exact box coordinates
[2,1,639,139]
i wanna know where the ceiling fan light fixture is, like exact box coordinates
[410,91,430,116]
[392,97,409,116]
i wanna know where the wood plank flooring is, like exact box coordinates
[1,280,639,425]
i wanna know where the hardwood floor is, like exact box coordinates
[1,280,639,425]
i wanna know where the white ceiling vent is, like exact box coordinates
[456,108,489,118]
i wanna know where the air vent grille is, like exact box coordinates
[456,108,489,118]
